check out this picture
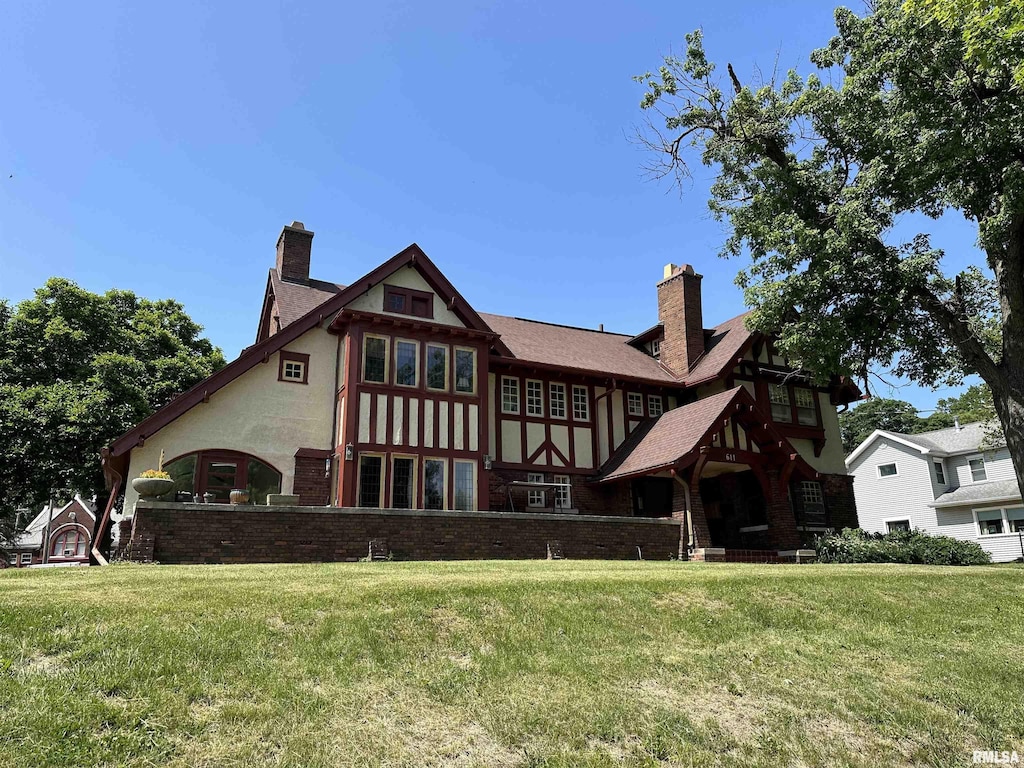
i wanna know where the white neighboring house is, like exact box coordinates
[847,421,1024,562]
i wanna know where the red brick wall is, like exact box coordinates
[276,225,313,283]
[293,455,332,506]
[822,473,858,530]
[126,503,682,564]
[657,266,704,376]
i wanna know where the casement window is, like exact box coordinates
[934,461,946,486]
[394,339,419,387]
[384,284,433,319]
[20,553,31,565]
[877,462,898,478]
[768,384,792,423]
[794,387,818,426]
[969,455,987,482]
[391,456,416,509]
[572,385,590,421]
[454,461,475,511]
[549,382,567,419]
[502,376,520,414]
[278,351,309,384]
[52,530,86,558]
[647,395,664,418]
[363,335,388,384]
[358,454,384,508]
[886,519,911,533]
[627,392,643,417]
[801,481,824,508]
[527,472,545,507]
[426,344,448,391]
[526,380,544,417]
[8,553,16,565]
[553,474,571,509]
[454,347,476,394]
[423,458,446,510]
[651,339,661,358]
[977,509,1004,536]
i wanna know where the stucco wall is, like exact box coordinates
[124,324,340,510]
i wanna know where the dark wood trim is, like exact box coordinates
[383,283,434,319]
[278,350,310,384]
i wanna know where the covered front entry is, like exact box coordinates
[595,386,821,555]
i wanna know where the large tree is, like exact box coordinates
[839,398,921,454]
[635,1,1024,495]
[0,279,225,536]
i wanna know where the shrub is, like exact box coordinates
[815,528,990,566]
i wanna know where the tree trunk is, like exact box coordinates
[988,373,1024,502]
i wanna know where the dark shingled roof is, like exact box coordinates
[684,311,755,386]
[270,269,345,328]
[479,313,678,383]
[598,386,747,481]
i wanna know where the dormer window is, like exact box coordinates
[651,339,661,358]
[384,285,433,319]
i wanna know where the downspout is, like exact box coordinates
[91,449,123,566]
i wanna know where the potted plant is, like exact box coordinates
[229,488,250,505]
[132,469,174,500]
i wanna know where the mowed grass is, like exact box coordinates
[1,562,1022,767]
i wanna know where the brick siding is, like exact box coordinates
[293,455,332,506]
[126,502,682,564]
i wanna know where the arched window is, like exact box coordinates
[52,530,87,557]
[162,451,282,504]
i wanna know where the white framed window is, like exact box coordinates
[454,347,476,394]
[794,387,817,426]
[549,383,567,419]
[423,458,446,510]
[968,455,987,482]
[877,463,898,478]
[651,339,661,357]
[769,383,792,423]
[454,460,475,511]
[647,394,664,418]
[933,460,946,486]
[283,360,305,381]
[886,519,911,533]
[390,455,417,509]
[357,453,385,508]
[20,553,31,565]
[976,508,1004,536]
[8,553,16,565]
[1009,508,1024,533]
[572,385,589,421]
[362,334,389,384]
[501,376,520,414]
[553,474,571,509]
[394,339,419,388]
[627,392,643,417]
[526,380,544,417]
[425,344,448,391]
[527,472,545,507]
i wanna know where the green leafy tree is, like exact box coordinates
[635,1,1024,496]
[0,279,225,544]
[839,398,922,454]
[920,383,997,430]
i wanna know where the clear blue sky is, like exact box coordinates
[0,0,984,413]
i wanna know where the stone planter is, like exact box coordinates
[132,477,175,501]
[229,489,250,505]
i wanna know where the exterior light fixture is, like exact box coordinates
[483,454,492,471]
[345,443,354,461]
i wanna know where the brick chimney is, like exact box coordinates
[276,221,314,283]
[657,263,704,375]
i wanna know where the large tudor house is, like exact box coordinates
[103,222,860,560]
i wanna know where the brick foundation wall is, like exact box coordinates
[293,455,332,506]
[127,502,682,564]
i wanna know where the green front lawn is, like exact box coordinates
[1,561,1021,767]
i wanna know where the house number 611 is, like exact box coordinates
[725,453,737,462]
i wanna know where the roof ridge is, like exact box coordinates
[479,312,632,338]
